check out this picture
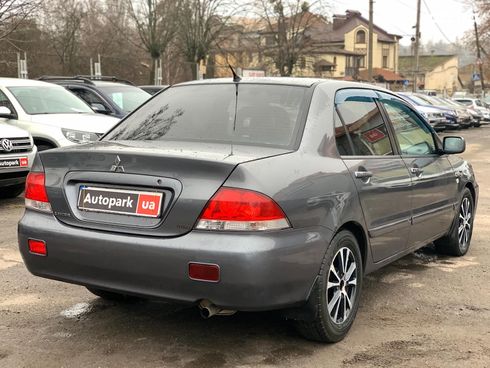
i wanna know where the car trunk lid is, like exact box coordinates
[40,140,292,237]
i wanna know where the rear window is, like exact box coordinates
[104,84,308,148]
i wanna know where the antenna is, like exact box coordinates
[228,64,241,83]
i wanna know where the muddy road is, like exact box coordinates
[1,127,489,367]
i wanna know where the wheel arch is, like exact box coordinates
[336,221,368,272]
[465,182,476,202]
[33,137,57,149]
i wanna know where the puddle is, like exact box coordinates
[60,302,92,319]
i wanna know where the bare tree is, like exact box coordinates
[126,0,181,83]
[253,0,328,76]
[0,0,39,41]
[178,0,239,79]
[41,0,86,74]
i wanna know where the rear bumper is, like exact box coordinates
[18,211,331,311]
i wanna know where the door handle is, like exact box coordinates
[410,167,424,176]
[354,171,373,179]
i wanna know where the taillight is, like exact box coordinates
[25,172,52,213]
[195,187,290,231]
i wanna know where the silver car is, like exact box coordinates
[18,78,478,342]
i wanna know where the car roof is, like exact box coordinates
[176,77,393,92]
[0,77,63,88]
[177,77,323,87]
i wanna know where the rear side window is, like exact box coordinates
[334,89,393,156]
[104,84,308,149]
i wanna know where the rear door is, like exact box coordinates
[377,92,457,247]
[335,88,412,262]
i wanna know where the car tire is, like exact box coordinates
[86,287,142,302]
[294,230,363,343]
[0,184,24,199]
[434,188,474,257]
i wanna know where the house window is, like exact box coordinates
[382,48,390,68]
[321,65,334,72]
[356,30,366,44]
[383,56,388,68]
[356,56,365,68]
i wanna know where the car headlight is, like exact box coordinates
[420,111,428,119]
[62,129,100,144]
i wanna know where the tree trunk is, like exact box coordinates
[149,56,157,84]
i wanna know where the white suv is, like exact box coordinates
[0,121,37,198]
[0,78,119,150]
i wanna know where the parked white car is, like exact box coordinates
[0,121,37,198]
[453,98,490,121]
[0,78,119,150]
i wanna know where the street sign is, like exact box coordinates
[472,72,481,81]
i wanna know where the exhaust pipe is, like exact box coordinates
[198,300,236,319]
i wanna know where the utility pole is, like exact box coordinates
[473,10,485,97]
[368,0,374,82]
[413,0,421,92]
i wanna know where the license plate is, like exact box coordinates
[77,186,163,218]
[0,157,28,169]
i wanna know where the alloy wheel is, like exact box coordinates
[458,197,472,250]
[327,247,358,325]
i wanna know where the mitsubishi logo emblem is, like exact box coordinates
[1,139,13,152]
[110,155,125,173]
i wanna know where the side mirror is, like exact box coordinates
[443,136,465,154]
[91,103,109,114]
[0,106,14,119]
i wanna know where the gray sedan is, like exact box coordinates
[18,78,478,342]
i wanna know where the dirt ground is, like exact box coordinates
[0,127,489,368]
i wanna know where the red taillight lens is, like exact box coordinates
[189,263,220,282]
[25,172,48,202]
[25,172,52,213]
[28,239,47,256]
[196,187,290,231]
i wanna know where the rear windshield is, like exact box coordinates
[104,84,308,149]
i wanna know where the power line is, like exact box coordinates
[422,0,458,45]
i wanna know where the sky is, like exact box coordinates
[331,0,475,46]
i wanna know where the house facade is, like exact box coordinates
[211,10,402,81]
[399,55,459,95]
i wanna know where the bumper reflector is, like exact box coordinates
[189,262,220,282]
[28,239,47,256]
